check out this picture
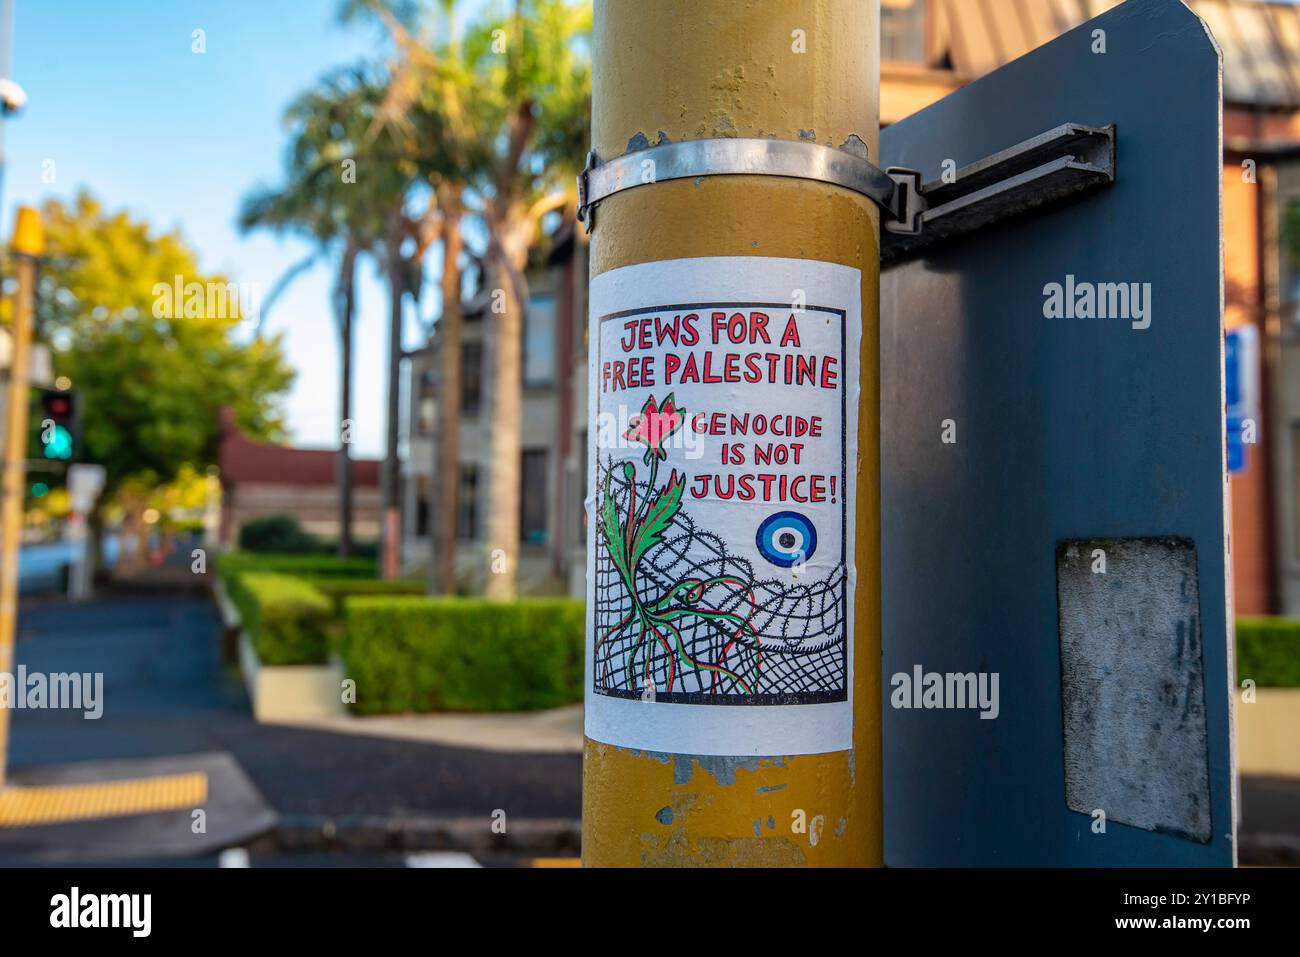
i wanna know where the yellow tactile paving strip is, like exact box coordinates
[530,857,581,868]
[0,772,208,827]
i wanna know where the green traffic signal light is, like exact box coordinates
[37,388,78,463]
[42,424,73,461]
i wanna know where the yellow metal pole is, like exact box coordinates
[0,206,42,788]
[583,0,881,866]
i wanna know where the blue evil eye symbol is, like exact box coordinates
[756,511,817,568]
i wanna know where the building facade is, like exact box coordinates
[402,227,590,593]
[217,406,382,547]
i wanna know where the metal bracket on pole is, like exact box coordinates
[576,123,1114,264]
[881,122,1116,265]
[577,138,923,234]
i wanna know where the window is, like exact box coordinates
[457,465,479,541]
[415,475,431,538]
[521,449,548,544]
[882,0,925,65]
[524,293,556,387]
[461,341,483,416]
[416,369,436,436]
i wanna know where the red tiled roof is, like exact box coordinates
[218,407,380,488]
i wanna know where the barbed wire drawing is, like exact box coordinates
[593,436,847,705]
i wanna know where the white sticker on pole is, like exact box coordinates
[585,256,860,756]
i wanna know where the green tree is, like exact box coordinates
[36,192,294,566]
[465,0,590,599]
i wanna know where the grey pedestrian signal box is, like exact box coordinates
[879,0,1234,866]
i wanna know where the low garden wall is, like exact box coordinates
[215,552,584,718]
[1235,617,1300,778]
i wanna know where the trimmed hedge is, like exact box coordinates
[227,572,333,666]
[340,597,585,714]
[1237,617,1300,688]
[304,577,428,615]
[217,551,378,581]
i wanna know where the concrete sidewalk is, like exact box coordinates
[279,704,583,753]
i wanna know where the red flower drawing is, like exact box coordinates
[597,396,761,697]
[624,393,686,463]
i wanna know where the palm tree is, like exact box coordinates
[430,183,464,593]
[239,67,392,559]
[464,0,590,598]
[347,0,487,590]
[365,0,590,597]
[421,2,475,596]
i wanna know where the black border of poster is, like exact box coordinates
[591,300,849,706]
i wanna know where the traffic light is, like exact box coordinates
[38,389,77,462]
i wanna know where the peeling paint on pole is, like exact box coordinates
[583,0,881,867]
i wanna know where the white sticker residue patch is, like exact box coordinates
[1057,537,1212,843]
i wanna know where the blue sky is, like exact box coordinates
[1,0,437,457]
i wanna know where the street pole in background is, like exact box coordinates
[66,463,106,601]
[0,205,42,787]
[581,1,882,865]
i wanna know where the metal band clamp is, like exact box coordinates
[576,138,924,235]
